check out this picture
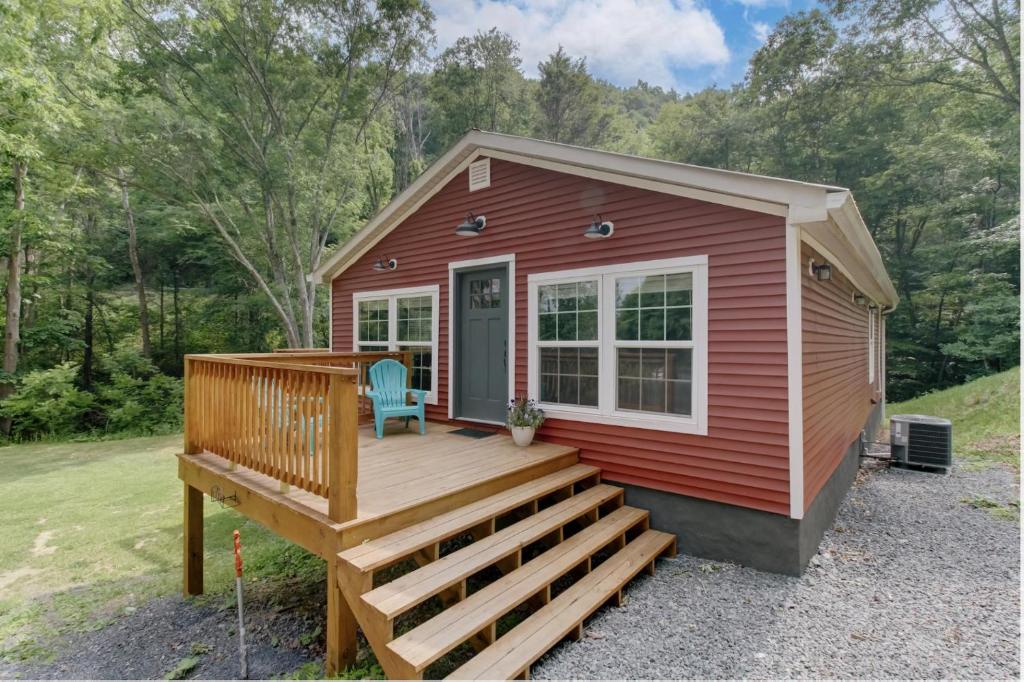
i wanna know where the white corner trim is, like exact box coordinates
[447,254,517,420]
[525,255,709,436]
[786,222,805,520]
[351,284,440,405]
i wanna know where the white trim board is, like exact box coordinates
[526,255,709,436]
[352,284,440,405]
[785,222,805,520]
[447,254,517,421]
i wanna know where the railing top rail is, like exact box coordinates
[204,351,408,362]
[186,354,360,377]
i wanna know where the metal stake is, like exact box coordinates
[234,529,248,679]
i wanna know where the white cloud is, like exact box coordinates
[751,20,772,43]
[430,0,731,91]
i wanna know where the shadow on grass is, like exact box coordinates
[0,434,181,485]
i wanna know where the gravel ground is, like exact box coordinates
[3,461,1018,680]
[535,462,1020,680]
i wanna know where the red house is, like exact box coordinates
[313,131,898,575]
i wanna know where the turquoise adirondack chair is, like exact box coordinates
[366,359,428,439]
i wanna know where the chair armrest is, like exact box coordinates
[366,390,381,401]
[407,389,429,404]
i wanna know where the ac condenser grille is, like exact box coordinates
[907,422,952,467]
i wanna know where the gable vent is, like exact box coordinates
[468,158,491,191]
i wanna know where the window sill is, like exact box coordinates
[539,404,706,436]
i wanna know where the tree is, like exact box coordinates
[534,47,611,146]
[124,0,433,347]
[428,29,530,154]
[828,0,1020,108]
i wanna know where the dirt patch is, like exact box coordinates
[31,531,57,557]
[0,577,342,680]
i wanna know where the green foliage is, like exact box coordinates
[0,363,94,439]
[95,349,183,435]
[888,366,1020,468]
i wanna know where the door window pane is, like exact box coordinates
[470,278,502,308]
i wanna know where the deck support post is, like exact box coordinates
[183,483,203,595]
[328,373,358,523]
[326,554,358,675]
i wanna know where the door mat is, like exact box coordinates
[450,427,497,439]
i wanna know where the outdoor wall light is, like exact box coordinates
[455,213,486,237]
[808,258,832,281]
[584,215,614,239]
[853,292,867,305]
[372,255,398,272]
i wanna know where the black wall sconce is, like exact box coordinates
[455,212,486,237]
[853,292,867,305]
[584,215,614,239]
[808,258,832,281]
[372,255,398,272]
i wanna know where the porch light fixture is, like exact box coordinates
[584,215,614,239]
[808,258,832,281]
[853,292,867,305]
[372,255,398,272]
[455,213,486,237]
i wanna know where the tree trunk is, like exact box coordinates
[172,265,182,374]
[1,160,27,435]
[119,168,152,357]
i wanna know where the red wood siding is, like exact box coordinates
[801,242,883,509]
[333,158,791,515]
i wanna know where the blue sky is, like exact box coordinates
[430,0,821,92]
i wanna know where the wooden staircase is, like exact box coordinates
[335,461,677,679]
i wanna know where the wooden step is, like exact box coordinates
[339,463,601,576]
[386,506,650,674]
[363,484,624,621]
[446,529,676,680]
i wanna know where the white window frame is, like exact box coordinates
[352,285,440,405]
[868,305,877,384]
[528,255,709,435]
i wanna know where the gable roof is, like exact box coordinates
[312,130,897,306]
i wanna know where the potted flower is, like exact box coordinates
[506,396,545,447]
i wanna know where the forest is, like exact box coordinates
[0,0,1018,441]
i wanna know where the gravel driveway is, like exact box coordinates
[535,462,1020,680]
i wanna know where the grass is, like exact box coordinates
[887,366,1020,469]
[0,435,305,663]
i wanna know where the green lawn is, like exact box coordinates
[0,435,310,662]
[888,366,1021,468]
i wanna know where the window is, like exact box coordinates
[537,281,599,407]
[528,256,708,435]
[354,286,439,403]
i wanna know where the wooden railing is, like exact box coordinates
[183,351,411,523]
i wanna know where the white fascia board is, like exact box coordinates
[823,191,899,308]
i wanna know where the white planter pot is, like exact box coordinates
[510,426,536,447]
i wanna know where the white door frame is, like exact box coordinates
[447,253,516,423]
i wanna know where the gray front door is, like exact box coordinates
[455,266,509,423]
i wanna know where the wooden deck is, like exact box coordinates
[178,421,579,547]
[178,352,674,679]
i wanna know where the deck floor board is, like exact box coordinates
[179,421,577,528]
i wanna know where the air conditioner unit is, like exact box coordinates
[890,414,952,472]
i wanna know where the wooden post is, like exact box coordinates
[327,372,358,523]
[183,356,200,455]
[325,554,358,675]
[401,350,413,405]
[183,483,204,595]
